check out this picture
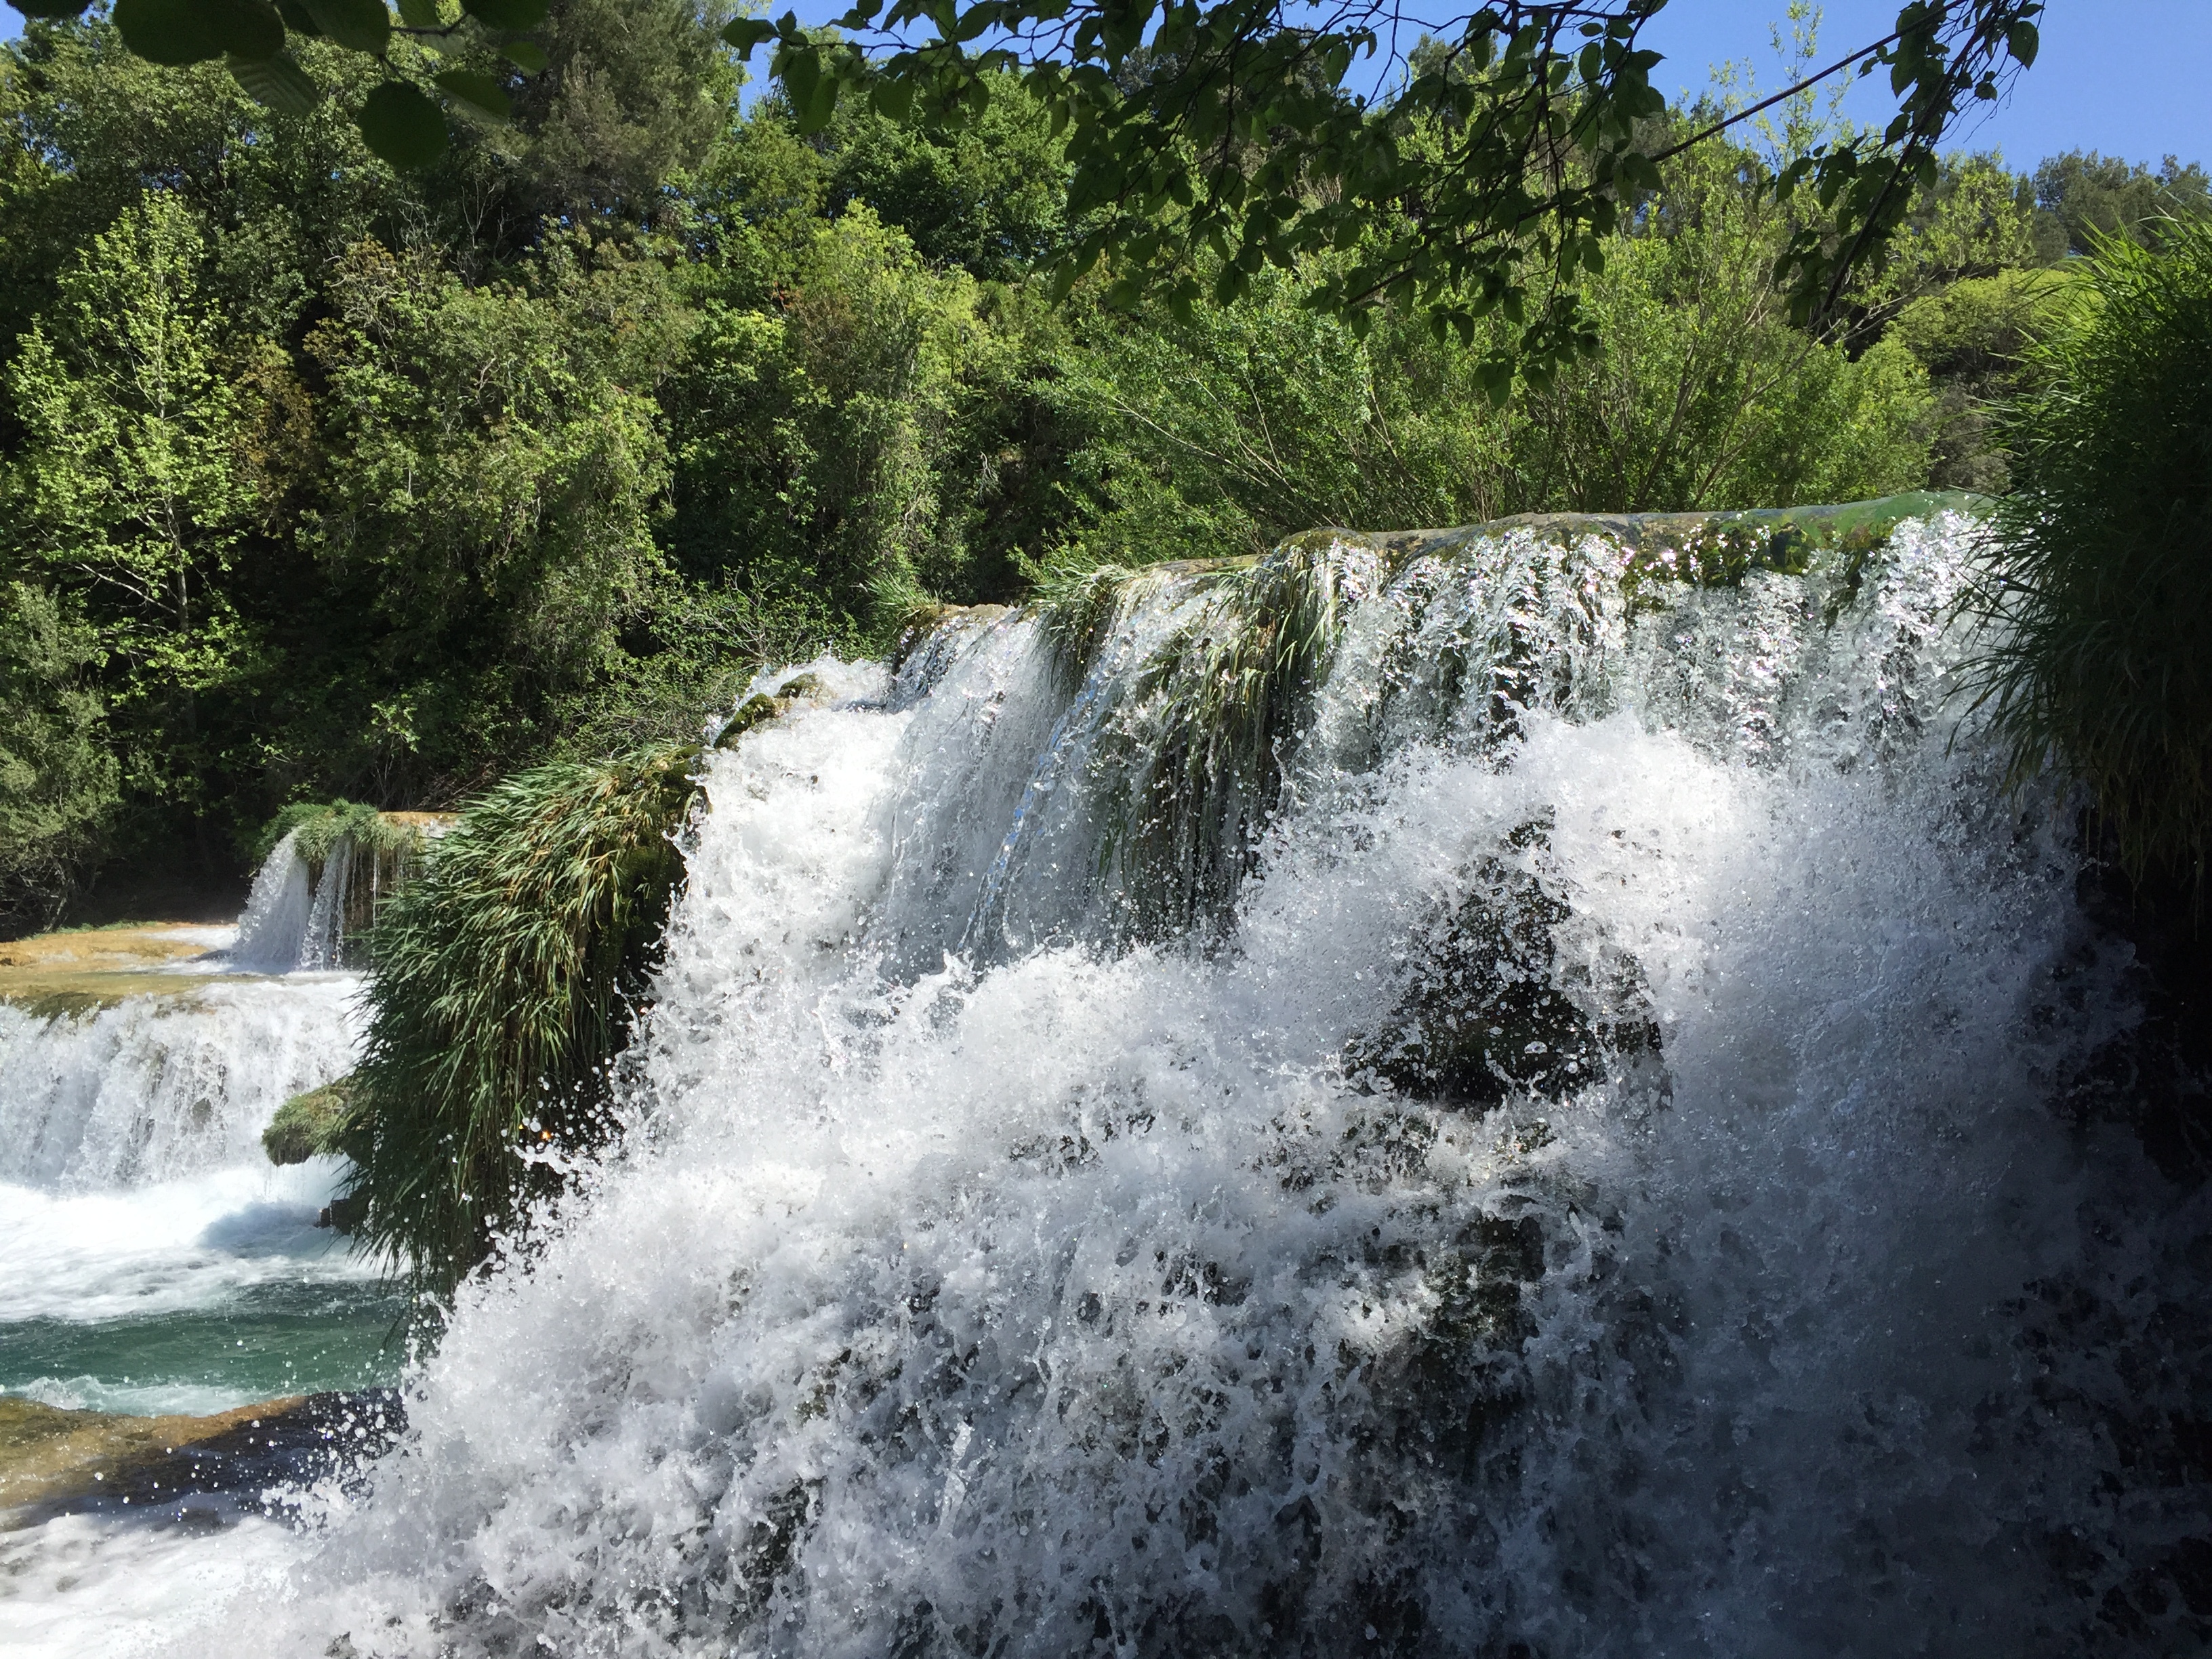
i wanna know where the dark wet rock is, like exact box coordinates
[317,1193,371,1233]
[1345,817,1662,1109]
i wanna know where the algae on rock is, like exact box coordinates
[262,1077,365,1166]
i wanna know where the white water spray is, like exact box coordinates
[134,514,2212,1656]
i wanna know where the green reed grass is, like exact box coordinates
[345,745,700,1298]
[1038,536,1359,939]
[1969,220,2212,891]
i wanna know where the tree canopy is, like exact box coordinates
[7,0,2043,386]
[0,0,2125,933]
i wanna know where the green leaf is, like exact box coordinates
[213,0,285,58]
[459,0,548,30]
[9,0,92,19]
[720,15,775,54]
[274,0,321,34]
[2005,21,2038,66]
[115,0,225,66]
[228,49,323,112]
[360,79,447,169]
[499,39,548,70]
[434,66,511,119]
[779,47,840,133]
[394,0,440,24]
[301,0,389,52]
[869,70,915,121]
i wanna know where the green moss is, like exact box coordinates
[251,800,422,869]
[1615,491,1989,611]
[262,1078,364,1166]
[712,674,825,748]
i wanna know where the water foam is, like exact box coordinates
[132,515,2211,1656]
[0,977,361,1192]
[1,899,376,1429]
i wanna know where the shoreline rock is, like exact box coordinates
[0,1390,405,1530]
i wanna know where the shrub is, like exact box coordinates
[346,744,699,1297]
[0,581,121,935]
[1971,220,2212,888]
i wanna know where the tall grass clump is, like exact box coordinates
[1031,536,1361,941]
[1971,220,2212,890]
[346,745,701,1299]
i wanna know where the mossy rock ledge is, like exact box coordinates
[263,1077,364,1166]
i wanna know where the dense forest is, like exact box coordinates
[2,0,2209,933]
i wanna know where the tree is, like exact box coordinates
[663,204,1013,627]
[723,0,2044,391]
[1,190,263,812]
[2030,150,2212,260]
[18,0,2045,383]
[505,0,738,226]
[1046,115,1933,569]
[297,229,682,799]
[0,580,122,930]
[819,66,1070,281]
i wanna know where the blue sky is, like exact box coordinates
[7,0,2207,173]
[1637,0,2211,173]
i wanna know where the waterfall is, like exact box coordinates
[231,831,316,973]
[230,815,436,973]
[0,981,361,1191]
[156,512,2212,1654]
[1,823,382,1193]
[1,841,383,1446]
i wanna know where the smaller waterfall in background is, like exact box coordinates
[230,831,316,973]
[0,980,361,1191]
[0,816,409,1459]
[232,817,437,974]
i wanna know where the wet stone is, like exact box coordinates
[1345,817,1663,1109]
[0,1389,405,1530]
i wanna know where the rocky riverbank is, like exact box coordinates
[1,1391,403,1530]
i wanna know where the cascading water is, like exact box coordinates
[230,831,319,974]
[0,980,359,1193]
[52,510,2212,1656]
[0,834,392,1447]
[232,820,428,974]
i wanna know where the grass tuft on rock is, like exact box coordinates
[346,745,703,1300]
[252,800,426,869]
[1969,220,2212,891]
[1033,537,1361,941]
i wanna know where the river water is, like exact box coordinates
[7,511,2209,1655]
[0,920,399,1652]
